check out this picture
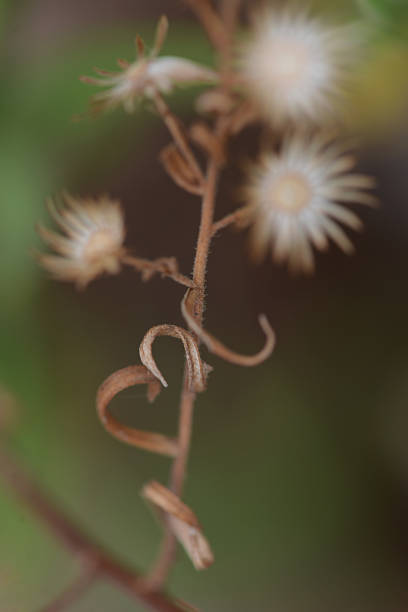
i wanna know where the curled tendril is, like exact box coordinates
[139,324,212,392]
[96,365,179,457]
[143,480,214,571]
[181,289,276,366]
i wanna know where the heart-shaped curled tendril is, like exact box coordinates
[96,364,178,457]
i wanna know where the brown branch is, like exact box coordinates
[38,565,98,612]
[0,443,185,612]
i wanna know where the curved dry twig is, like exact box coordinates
[139,324,212,392]
[96,365,178,457]
[122,254,195,288]
[143,481,214,571]
[182,289,276,366]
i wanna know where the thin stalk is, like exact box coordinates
[147,149,221,590]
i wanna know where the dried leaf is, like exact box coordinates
[190,122,226,166]
[139,325,210,392]
[159,144,204,196]
[96,365,178,457]
[143,481,214,571]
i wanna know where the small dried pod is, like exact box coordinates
[190,122,226,166]
[182,290,276,367]
[195,89,237,115]
[96,365,179,457]
[159,143,204,196]
[139,325,211,392]
[143,481,214,571]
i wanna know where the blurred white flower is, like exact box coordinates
[38,194,125,287]
[241,10,361,126]
[81,16,218,113]
[243,133,376,273]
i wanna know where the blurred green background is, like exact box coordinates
[1,0,408,610]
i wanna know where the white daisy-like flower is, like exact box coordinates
[241,10,361,126]
[243,133,376,273]
[81,16,218,113]
[37,194,125,287]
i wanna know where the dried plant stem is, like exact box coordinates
[147,143,222,589]
[0,444,185,612]
[193,158,220,294]
[146,373,196,590]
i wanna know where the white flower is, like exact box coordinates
[243,133,376,273]
[37,194,125,287]
[241,10,361,126]
[81,16,218,113]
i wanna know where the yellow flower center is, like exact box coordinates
[271,172,311,213]
[83,229,119,262]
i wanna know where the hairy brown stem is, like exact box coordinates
[0,444,185,612]
[147,139,222,589]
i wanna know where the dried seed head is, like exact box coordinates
[37,194,125,288]
[240,9,362,126]
[243,133,376,273]
[81,16,218,114]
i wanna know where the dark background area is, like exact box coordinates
[1,0,408,610]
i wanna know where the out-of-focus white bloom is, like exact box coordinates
[243,133,376,273]
[241,10,361,126]
[38,194,125,287]
[81,16,218,113]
